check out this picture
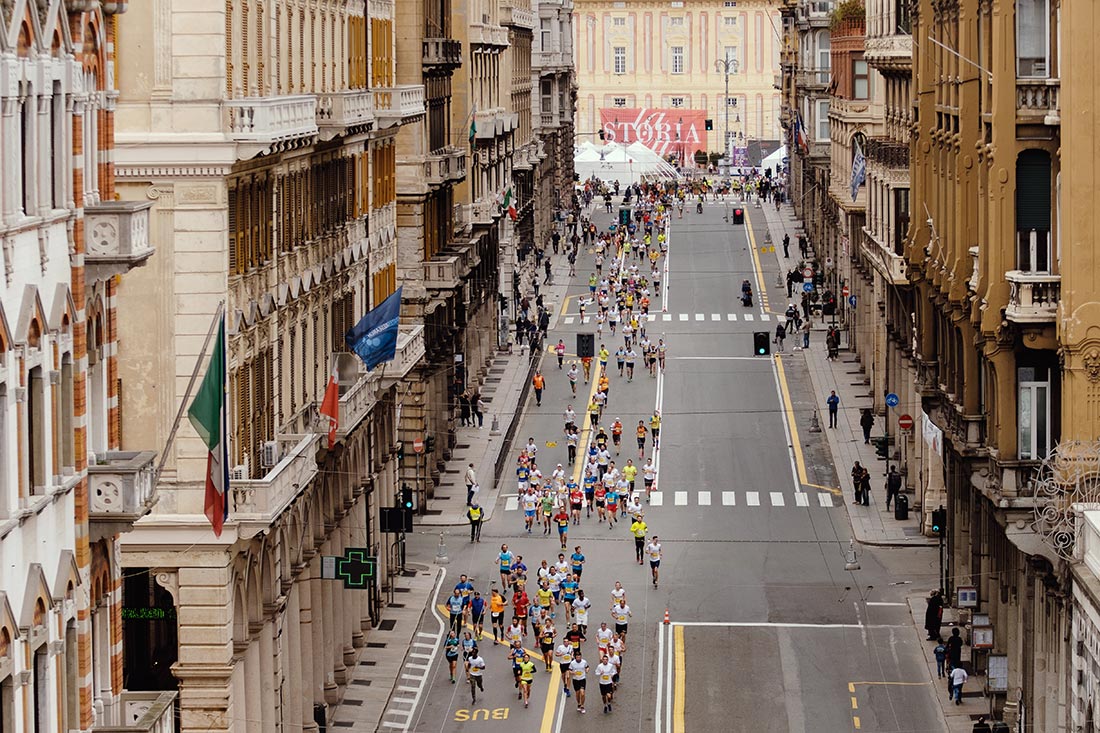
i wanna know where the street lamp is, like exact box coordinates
[714,56,740,168]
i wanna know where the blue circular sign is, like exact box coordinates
[803,282,813,293]
[848,295,858,307]
[885,393,900,408]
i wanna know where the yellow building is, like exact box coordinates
[573,0,782,161]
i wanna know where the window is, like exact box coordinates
[723,46,739,67]
[613,46,626,74]
[27,366,45,492]
[817,32,831,71]
[670,97,684,108]
[1016,0,1049,77]
[670,16,684,26]
[726,96,739,107]
[540,19,552,53]
[893,188,910,256]
[671,46,684,74]
[852,58,869,99]
[724,16,737,26]
[1016,149,1053,272]
[613,17,625,27]
[724,1,737,6]
[613,97,627,107]
[816,99,830,140]
[1018,367,1050,460]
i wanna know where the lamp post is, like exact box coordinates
[714,56,740,169]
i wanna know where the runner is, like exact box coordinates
[466,647,486,703]
[567,650,590,714]
[521,487,538,533]
[539,619,557,671]
[570,546,586,580]
[595,622,614,659]
[446,589,466,634]
[489,588,508,644]
[567,363,579,396]
[572,590,591,635]
[569,481,583,524]
[596,654,617,713]
[647,535,663,588]
[642,457,657,500]
[513,584,530,635]
[541,489,555,535]
[612,599,632,640]
[581,354,592,383]
[636,420,648,458]
[630,513,648,564]
[623,459,638,495]
[611,418,624,454]
[443,630,461,683]
[505,616,525,649]
[650,410,661,448]
[555,639,574,696]
[518,652,537,708]
[555,505,571,549]
[561,573,579,620]
[605,484,619,528]
[469,590,486,641]
[610,581,627,608]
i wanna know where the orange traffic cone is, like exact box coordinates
[663,608,670,625]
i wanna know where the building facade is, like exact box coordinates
[574,0,781,160]
[0,0,174,731]
[111,1,424,731]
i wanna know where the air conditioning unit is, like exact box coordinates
[261,441,280,468]
[230,464,249,481]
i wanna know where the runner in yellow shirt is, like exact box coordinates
[517,653,537,708]
[630,515,648,564]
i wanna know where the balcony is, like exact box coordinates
[373,85,426,128]
[474,107,517,139]
[423,255,462,290]
[1005,270,1060,324]
[1016,79,1060,125]
[796,0,832,27]
[537,49,566,69]
[865,34,914,72]
[470,197,501,225]
[500,1,536,29]
[453,202,470,234]
[796,68,830,90]
[231,433,320,539]
[93,691,177,733]
[84,200,155,280]
[381,326,426,387]
[426,147,467,185]
[470,22,509,47]
[333,368,381,443]
[225,94,319,145]
[539,111,558,128]
[316,89,374,139]
[860,229,908,285]
[88,450,158,540]
[423,37,463,68]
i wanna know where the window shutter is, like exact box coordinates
[1016,150,1052,231]
[228,187,238,273]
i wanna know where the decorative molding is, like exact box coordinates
[154,0,173,90]
[118,165,235,179]
[153,570,179,606]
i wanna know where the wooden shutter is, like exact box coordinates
[236,365,251,473]
[228,186,238,273]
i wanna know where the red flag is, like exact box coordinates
[319,364,340,449]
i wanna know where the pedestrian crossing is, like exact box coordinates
[562,312,773,325]
[504,490,836,511]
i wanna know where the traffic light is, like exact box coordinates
[577,333,595,359]
[424,434,436,453]
[931,507,946,536]
[705,119,713,131]
[732,207,744,224]
[400,485,415,511]
[753,332,771,356]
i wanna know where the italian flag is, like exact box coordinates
[503,186,517,221]
[187,316,229,536]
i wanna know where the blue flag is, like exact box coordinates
[346,287,403,371]
[850,139,866,202]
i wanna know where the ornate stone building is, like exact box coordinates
[532,0,576,249]
[111,1,423,731]
[0,0,173,731]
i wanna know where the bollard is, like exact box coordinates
[844,539,860,571]
[809,411,822,433]
[435,531,450,565]
[490,413,501,436]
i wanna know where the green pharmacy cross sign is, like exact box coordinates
[322,548,376,589]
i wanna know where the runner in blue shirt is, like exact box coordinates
[571,547,586,580]
[498,544,514,592]
[469,591,486,641]
[446,589,467,634]
[583,473,597,518]
[561,575,579,621]
[453,575,474,623]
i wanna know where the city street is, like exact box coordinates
[401,195,946,732]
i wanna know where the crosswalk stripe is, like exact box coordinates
[694,313,704,321]
[727,314,737,321]
[674,491,688,506]
[505,496,518,511]
[711,314,721,321]
[795,492,809,507]
[770,492,786,506]
[502,491,840,510]
[699,491,711,505]
[564,316,575,324]
[744,314,754,321]
[650,491,664,506]
[582,316,591,323]
[663,314,672,321]
[647,314,656,322]
[722,491,736,505]
[679,314,688,321]
[746,492,761,506]
[818,493,834,507]
[761,313,771,321]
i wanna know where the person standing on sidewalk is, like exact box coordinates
[802,319,811,349]
[532,370,546,406]
[826,390,840,428]
[859,408,874,444]
[774,322,787,353]
[465,463,478,506]
[885,466,902,510]
[467,503,483,543]
[925,590,945,640]
[851,462,866,505]
[783,233,790,258]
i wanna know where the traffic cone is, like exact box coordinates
[663,608,670,625]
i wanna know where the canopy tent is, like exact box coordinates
[574,141,680,184]
[761,145,788,174]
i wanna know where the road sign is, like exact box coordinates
[848,295,858,307]
[898,413,914,431]
[413,438,425,454]
[885,393,900,408]
[842,285,850,297]
[321,548,376,589]
[826,257,834,268]
[803,282,813,293]
[802,267,814,279]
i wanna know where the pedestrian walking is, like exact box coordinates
[885,465,902,510]
[859,408,874,444]
[859,468,871,506]
[972,716,992,733]
[475,393,485,428]
[949,665,968,704]
[945,627,964,668]
[465,463,478,506]
[802,319,811,349]
[798,234,808,259]
[925,590,945,640]
[851,461,866,505]
[532,370,546,406]
[933,641,947,678]
[826,390,840,428]
[782,233,790,258]
[467,503,483,542]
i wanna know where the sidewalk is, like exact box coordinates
[758,201,933,548]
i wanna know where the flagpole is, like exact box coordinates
[153,301,226,485]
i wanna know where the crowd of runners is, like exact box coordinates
[441,178,681,716]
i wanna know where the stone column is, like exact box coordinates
[259,619,277,733]
[343,516,359,664]
[297,565,319,733]
[309,556,327,717]
[284,585,303,731]
[321,547,341,703]
[244,630,263,733]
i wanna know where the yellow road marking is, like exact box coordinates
[560,295,573,317]
[774,354,809,486]
[571,365,602,485]
[744,209,770,311]
[849,681,930,687]
[848,682,856,693]
[853,715,861,729]
[673,625,686,733]
[850,696,858,709]
[538,666,562,731]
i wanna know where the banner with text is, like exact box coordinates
[599,108,708,159]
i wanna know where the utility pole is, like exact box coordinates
[715,56,739,168]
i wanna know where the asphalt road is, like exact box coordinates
[401,195,946,733]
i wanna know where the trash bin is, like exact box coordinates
[894,493,909,521]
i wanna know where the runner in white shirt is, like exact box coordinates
[647,536,663,588]
[525,439,538,459]
[572,592,592,634]
[552,464,566,485]
[465,650,486,704]
[555,642,575,697]
[595,622,614,658]
[610,581,626,607]
[612,600,632,639]
[521,490,539,533]
[505,620,524,647]
[642,459,657,501]
[610,633,626,666]
[567,651,590,713]
[563,407,577,431]
[595,656,618,713]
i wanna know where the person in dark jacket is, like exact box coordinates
[924,590,944,641]
[860,409,874,444]
[945,627,964,668]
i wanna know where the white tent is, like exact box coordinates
[761,145,788,173]
[574,141,680,184]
